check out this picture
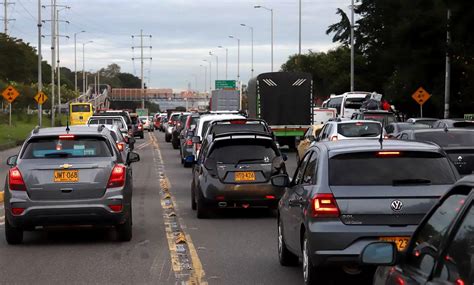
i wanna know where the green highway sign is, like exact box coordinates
[215,80,236,90]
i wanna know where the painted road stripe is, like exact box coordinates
[136,141,152,150]
[0,205,4,226]
[149,133,207,285]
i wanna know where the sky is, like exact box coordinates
[5,0,350,91]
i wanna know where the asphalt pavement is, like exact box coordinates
[0,132,372,284]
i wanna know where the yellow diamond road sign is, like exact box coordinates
[411,87,431,106]
[2,85,20,103]
[34,91,48,105]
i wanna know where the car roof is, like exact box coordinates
[331,120,382,125]
[30,125,110,137]
[314,139,441,154]
[405,128,474,134]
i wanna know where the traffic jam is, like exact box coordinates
[2,72,474,285]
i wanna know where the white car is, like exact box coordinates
[139,116,153,132]
[317,120,386,142]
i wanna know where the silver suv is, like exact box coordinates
[4,125,140,244]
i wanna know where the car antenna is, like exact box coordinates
[65,103,70,133]
[443,122,449,133]
[379,123,384,149]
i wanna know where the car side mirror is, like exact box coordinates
[203,157,215,171]
[127,151,140,164]
[360,242,397,266]
[281,153,288,161]
[271,174,290,187]
[7,155,18,166]
[192,136,201,144]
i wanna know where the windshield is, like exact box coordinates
[22,136,112,159]
[329,151,455,185]
[338,122,381,137]
[415,131,474,147]
[344,97,365,109]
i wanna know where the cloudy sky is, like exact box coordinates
[6,0,349,90]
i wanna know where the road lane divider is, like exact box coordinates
[149,132,208,285]
[0,191,4,203]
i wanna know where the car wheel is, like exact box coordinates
[278,219,299,266]
[196,193,210,219]
[191,184,197,210]
[5,218,23,245]
[116,212,132,242]
[172,142,179,149]
[303,232,319,285]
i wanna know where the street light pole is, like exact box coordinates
[37,0,43,127]
[240,24,254,79]
[218,46,228,80]
[74,30,85,94]
[229,35,240,82]
[209,51,219,81]
[82,41,93,97]
[200,64,207,94]
[299,0,302,56]
[350,0,355,92]
[254,5,273,72]
[203,59,212,92]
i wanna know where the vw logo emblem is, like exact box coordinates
[391,200,403,212]
[458,156,463,161]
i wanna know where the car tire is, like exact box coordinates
[116,213,132,242]
[183,161,192,168]
[140,134,144,139]
[196,194,209,219]
[172,141,179,149]
[191,185,197,210]
[165,134,171,142]
[5,218,23,245]
[278,219,299,266]
[303,232,320,285]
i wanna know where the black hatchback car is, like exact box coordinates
[360,175,474,285]
[191,131,287,218]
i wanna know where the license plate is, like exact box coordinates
[234,171,256,182]
[54,170,79,182]
[380,236,410,251]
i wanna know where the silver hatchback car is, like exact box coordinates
[4,125,140,244]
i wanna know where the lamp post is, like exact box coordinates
[74,30,85,93]
[82,41,93,96]
[228,35,240,82]
[254,5,273,72]
[240,23,254,79]
[217,45,228,80]
[200,64,207,94]
[209,51,219,81]
[202,59,211,92]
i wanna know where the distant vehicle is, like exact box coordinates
[275,139,458,283]
[99,110,133,129]
[317,120,385,142]
[139,116,153,132]
[210,89,241,111]
[313,107,337,125]
[191,131,287,218]
[432,118,474,129]
[397,128,474,175]
[172,113,190,149]
[130,114,144,139]
[87,115,128,135]
[384,122,430,138]
[4,125,140,244]
[69,103,94,125]
[180,113,201,167]
[406,117,438,126]
[166,112,182,142]
[351,110,397,127]
[296,124,323,161]
[248,72,313,148]
[322,91,382,119]
[361,176,474,285]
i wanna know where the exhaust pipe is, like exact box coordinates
[218,202,227,208]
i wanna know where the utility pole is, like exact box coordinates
[299,0,302,56]
[200,65,207,94]
[132,29,152,109]
[2,0,14,35]
[241,24,254,79]
[350,0,355,92]
[203,59,212,92]
[37,0,42,127]
[444,9,451,119]
[209,51,219,80]
[229,36,240,82]
[50,0,56,127]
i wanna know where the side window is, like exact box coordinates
[385,125,394,134]
[293,152,312,185]
[400,133,408,140]
[433,204,473,285]
[404,194,468,277]
[302,151,318,185]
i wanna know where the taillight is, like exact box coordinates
[9,167,26,191]
[330,136,338,141]
[312,193,340,217]
[59,134,75,140]
[138,124,143,130]
[265,195,276,199]
[186,138,193,146]
[11,208,25,216]
[107,164,126,188]
[108,204,123,213]
[117,142,125,151]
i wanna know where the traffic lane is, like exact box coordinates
[155,132,303,284]
[0,137,174,284]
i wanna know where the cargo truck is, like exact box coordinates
[247,72,313,148]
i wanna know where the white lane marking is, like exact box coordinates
[0,205,4,226]
[136,141,152,150]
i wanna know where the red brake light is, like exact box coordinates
[355,122,363,126]
[107,164,126,188]
[108,204,123,213]
[9,167,26,191]
[312,193,340,217]
[59,134,75,140]
[11,208,25,216]
[265,195,276,199]
[186,138,193,146]
[456,279,465,285]
[377,151,400,156]
[230,120,247,124]
[117,142,125,151]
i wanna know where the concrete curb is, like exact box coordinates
[0,191,3,203]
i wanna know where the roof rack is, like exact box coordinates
[32,126,40,134]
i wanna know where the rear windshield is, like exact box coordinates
[180,115,189,124]
[209,139,278,164]
[329,151,455,185]
[189,116,199,129]
[139,118,147,123]
[22,136,112,159]
[363,113,396,124]
[211,124,267,136]
[415,131,474,147]
[453,122,474,128]
[71,104,91,113]
[170,114,180,121]
[344,97,365,109]
[88,118,124,129]
[338,122,381,137]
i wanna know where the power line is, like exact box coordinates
[131,29,152,108]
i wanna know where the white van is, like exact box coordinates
[322,92,382,118]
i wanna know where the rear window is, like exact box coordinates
[139,118,147,123]
[88,118,124,128]
[209,139,278,164]
[189,116,199,128]
[71,104,91,112]
[415,131,474,147]
[211,124,267,136]
[338,122,381,137]
[22,136,112,159]
[131,117,138,124]
[344,97,365,109]
[453,121,474,128]
[329,151,455,185]
[171,114,180,121]
[180,115,189,124]
[363,113,396,125]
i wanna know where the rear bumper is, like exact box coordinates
[306,221,417,267]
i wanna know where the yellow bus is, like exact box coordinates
[69,102,94,125]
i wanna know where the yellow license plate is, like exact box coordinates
[380,236,410,251]
[235,171,256,182]
[54,170,79,182]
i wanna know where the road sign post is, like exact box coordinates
[411,87,431,117]
[2,85,20,127]
[34,91,48,127]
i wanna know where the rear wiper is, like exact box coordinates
[392,179,431,186]
[44,152,72,158]
[234,158,263,167]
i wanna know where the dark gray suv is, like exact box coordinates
[4,126,140,244]
[274,139,459,284]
